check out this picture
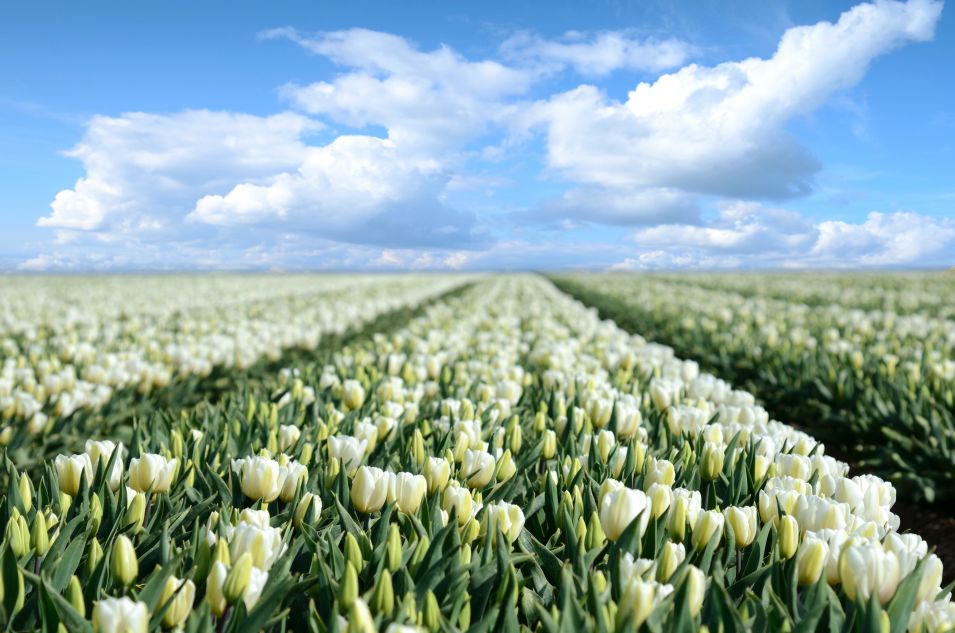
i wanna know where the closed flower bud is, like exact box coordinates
[90,493,103,532]
[370,569,395,615]
[158,576,195,629]
[279,424,301,452]
[700,443,724,482]
[685,565,706,616]
[54,453,92,496]
[338,561,359,609]
[461,449,495,489]
[344,533,364,573]
[411,429,426,467]
[482,502,525,545]
[647,483,672,519]
[796,536,828,586]
[599,486,650,542]
[394,472,427,514]
[92,597,148,633]
[658,541,686,582]
[753,455,770,481]
[347,598,376,633]
[6,512,30,557]
[443,484,473,526]
[67,575,85,617]
[586,511,606,549]
[723,506,757,549]
[778,515,799,560]
[666,495,689,542]
[125,492,147,532]
[18,473,32,513]
[422,590,441,631]
[542,430,557,459]
[205,561,228,617]
[86,538,104,576]
[31,511,49,556]
[424,457,450,494]
[294,492,322,528]
[351,466,389,514]
[386,524,402,572]
[691,510,724,550]
[111,535,138,588]
[495,450,517,483]
[128,453,178,493]
[224,552,253,605]
[342,380,366,412]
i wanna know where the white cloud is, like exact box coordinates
[38,110,315,231]
[269,28,532,151]
[528,0,942,199]
[500,30,693,76]
[622,205,955,269]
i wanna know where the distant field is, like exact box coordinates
[1,273,952,632]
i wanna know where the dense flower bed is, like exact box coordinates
[0,275,950,632]
[553,274,955,503]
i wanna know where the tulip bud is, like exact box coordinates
[31,512,50,557]
[686,565,706,616]
[796,537,828,586]
[159,576,195,629]
[67,575,85,617]
[541,430,557,459]
[460,544,472,566]
[409,535,430,574]
[347,598,376,633]
[6,512,30,558]
[206,561,228,617]
[90,493,103,533]
[495,450,517,483]
[386,524,402,572]
[370,569,394,615]
[294,493,322,529]
[778,515,799,560]
[753,455,770,481]
[351,466,389,514]
[18,473,32,513]
[338,561,359,609]
[691,510,724,550]
[424,457,450,494]
[700,443,724,482]
[411,430,426,467]
[111,535,138,588]
[667,495,689,542]
[422,590,441,631]
[600,486,650,542]
[658,541,686,582]
[647,483,672,520]
[300,442,315,466]
[723,506,757,549]
[125,493,147,532]
[586,511,606,550]
[213,539,231,566]
[394,472,427,514]
[86,538,104,576]
[224,553,253,605]
[344,533,364,573]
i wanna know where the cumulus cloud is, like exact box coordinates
[500,30,693,76]
[23,2,949,271]
[622,205,955,269]
[527,0,942,199]
[269,27,532,151]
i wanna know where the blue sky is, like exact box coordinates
[1,0,953,271]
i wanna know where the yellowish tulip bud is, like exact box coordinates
[111,535,138,588]
[778,515,799,560]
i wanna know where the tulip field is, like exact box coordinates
[1,273,953,632]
